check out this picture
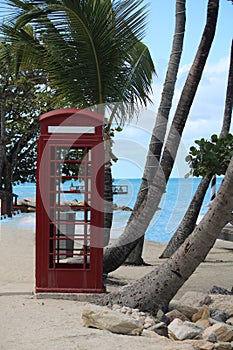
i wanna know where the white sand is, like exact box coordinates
[0,214,233,349]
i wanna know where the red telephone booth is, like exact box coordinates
[36,108,104,293]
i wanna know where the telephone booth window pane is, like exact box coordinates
[87,210,91,222]
[87,193,91,206]
[75,210,85,221]
[87,149,91,161]
[50,162,55,176]
[58,162,82,178]
[56,192,85,205]
[56,147,85,161]
[50,193,55,206]
[87,163,91,176]
[50,147,55,160]
[68,179,85,193]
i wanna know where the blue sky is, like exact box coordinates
[113,0,233,178]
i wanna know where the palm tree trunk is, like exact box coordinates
[220,40,233,136]
[102,156,233,314]
[125,0,186,264]
[103,0,219,274]
[160,38,233,258]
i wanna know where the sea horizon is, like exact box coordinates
[0,176,224,243]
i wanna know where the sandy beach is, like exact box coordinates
[0,214,233,349]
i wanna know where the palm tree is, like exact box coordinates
[103,0,220,274]
[1,0,155,240]
[160,39,233,258]
[125,0,186,265]
[1,0,155,123]
[101,155,233,313]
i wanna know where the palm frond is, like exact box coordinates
[1,0,155,122]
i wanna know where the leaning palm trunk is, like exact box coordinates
[221,40,233,136]
[160,39,233,258]
[103,0,219,274]
[125,0,186,265]
[102,156,233,314]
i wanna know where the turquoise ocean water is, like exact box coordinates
[2,177,223,242]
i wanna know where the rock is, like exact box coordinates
[155,309,168,323]
[18,198,36,209]
[166,309,190,323]
[112,304,121,311]
[213,342,232,350]
[82,304,143,335]
[209,286,232,295]
[226,317,233,326]
[178,292,212,307]
[182,339,215,350]
[113,204,132,211]
[202,323,233,342]
[121,306,132,314]
[209,295,233,317]
[142,329,169,340]
[139,311,146,317]
[144,322,153,329]
[192,305,210,322]
[169,300,199,319]
[168,318,204,341]
[148,322,168,337]
[142,331,196,349]
[132,308,140,312]
[196,319,211,328]
[144,315,156,327]
[210,309,229,323]
[202,331,217,343]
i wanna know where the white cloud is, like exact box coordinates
[181,56,232,148]
[112,56,232,179]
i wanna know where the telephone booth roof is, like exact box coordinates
[40,108,103,135]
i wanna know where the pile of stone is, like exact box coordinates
[82,289,233,350]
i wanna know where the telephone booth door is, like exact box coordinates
[36,109,104,293]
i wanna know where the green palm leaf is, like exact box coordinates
[1,0,155,123]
